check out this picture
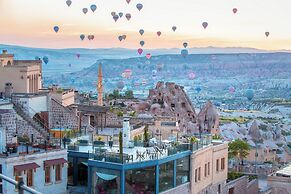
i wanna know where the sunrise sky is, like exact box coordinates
[0,0,291,50]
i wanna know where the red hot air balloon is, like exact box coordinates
[137,48,143,55]
[233,8,238,14]
[125,13,131,21]
[202,22,208,29]
[265,32,270,37]
[157,31,161,36]
[146,53,151,59]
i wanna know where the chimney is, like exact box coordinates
[4,83,13,98]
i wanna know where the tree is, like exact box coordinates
[229,139,250,170]
[119,131,123,163]
[124,90,134,99]
[143,125,149,147]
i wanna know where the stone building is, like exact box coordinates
[0,50,42,94]
[197,101,219,134]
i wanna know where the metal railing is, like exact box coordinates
[0,174,42,194]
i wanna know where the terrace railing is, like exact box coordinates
[0,174,42,194]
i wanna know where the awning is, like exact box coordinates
[44,158,67,167]
[14,163,40,173]
[96,172,117,181]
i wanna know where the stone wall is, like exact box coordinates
[49,99,79,129]
[16,116,42,140]
[0,109,16,142]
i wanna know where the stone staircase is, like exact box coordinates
[13,103,49,138]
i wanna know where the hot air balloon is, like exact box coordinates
[146,53,151,59]
[181,49,188,58]
[183,42,188,48]
[233,8,238,14]
[156,63,164,71]
[90,4,97,12]
[66,0,72,7]
[265,32,270,37]
[246,89,254,100]
[140,41,145,47]
[137,48,143,55]
[42,56,49,64]
[125,13,131,21]
[122,35,127,40]
[122,69,132,79]
[118,36,123,42]
[53,26,59,33]
[118,12,123,18]
[88,35,94,40]
[111,12,116,16]
[126,0,131,4]
[195,87,202,93]
[152,70,157,76]
[202,22,208,29]
[157,31,161,36]
[229,86,235,93]
[113,15,119,22]
[83,8,88,14]
[80,34,85,41]
[117,81,125,90]
[136,3,143,11]
[76,54,80,59]
[172,26,177,32]
[188,72,195,80]
[139,29,144,35]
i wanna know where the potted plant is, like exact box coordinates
[190,136,198,151]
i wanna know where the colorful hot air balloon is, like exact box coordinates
[146,53,151,59]
[122,35,127,40]
[83,8,88,14]
[188,72,195,80]
[246,89,254,101]
[137,48,143,55]
[172,26,177,32]
[183,42,188,48]
[125,13,131,21]
[126,0,131,4]
[118,36,123,42]
[42,56,49,64]
[265,32,270,37]
[80,34,85,40]
[90,4,97,12]
[76,54,80,59]
[157,31,162,36]
[233,8,238,14]
[181,49,188,58]
[139,29,144,35]
[66,0,72,7]
[113,15,120,22]
[229,86,235,93]
[118,12,123,18]
[53,26,59,33]
[202,22,208,29]
[136,3,143,11]
[140,41,145,47]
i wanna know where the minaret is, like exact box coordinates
[97,63,103,106]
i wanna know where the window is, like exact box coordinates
[198,167,201,181]
[195,169,198,182]
[216,159,219,172]
[55,164,62,182]
[204,164,207,177]
[176,156,190,186]
[221,158,225,170]
[208,162,210,175]
[27,169,33,187]
[45,166,51,183]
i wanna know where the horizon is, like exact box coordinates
[1,0,291,50]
